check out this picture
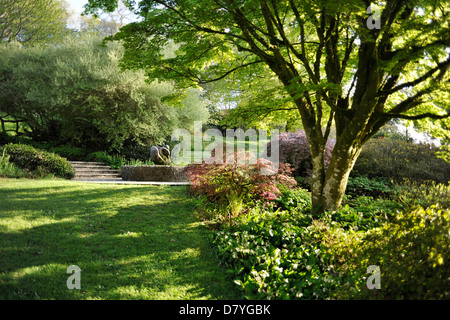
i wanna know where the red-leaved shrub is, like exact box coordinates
[185,151,297,218]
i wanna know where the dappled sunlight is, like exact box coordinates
[0,178,241,299]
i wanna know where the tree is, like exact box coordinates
[72,0,138,37]
[0,0,70,46]
[0,35,209,151]
[85,0,450,213]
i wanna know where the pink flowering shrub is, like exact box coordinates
[185,151,297,220]
[265,130,335,178]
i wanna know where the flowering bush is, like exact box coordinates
[265,130,335,178]
[185,152,297,221]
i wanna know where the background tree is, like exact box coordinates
[0,34,209,151]
[85,0,449,213]
[0,0,70,46]
[71,0,138,37]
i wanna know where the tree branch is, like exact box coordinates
[378,56,450,96]
[377,111,450,120]
[197,60,264,84]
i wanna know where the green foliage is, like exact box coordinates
[346,176,395,198]
[2,143,75,179]
[210,175,449,299]
[49,146,88,161]
[119,142,153,162]
[85,150,156,169]
[213,209,341,300]
[214,197,449,299]
[352,137,450,184]
[0,0,70,46]
[393,180,450,209]
[0,148,31,178]
[323,196,404,231]
[85,151,126,169]
[436,141,450,163]
[274,186,311,213]
[0,34,209,151]
[333,205,450,300]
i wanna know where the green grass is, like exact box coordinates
[0,178,241,300]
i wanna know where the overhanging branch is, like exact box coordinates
[197,60,264,84]
[377,111,450,120]
[378,56,450,96]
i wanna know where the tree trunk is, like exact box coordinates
[310,136,363,213]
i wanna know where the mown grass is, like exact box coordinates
[0,178,242,300]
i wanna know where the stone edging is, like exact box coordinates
[120,165,189,182]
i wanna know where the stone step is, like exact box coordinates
[74,174,122,179]
[74,174,121,178]
[69,161,122,180]
[72,175,122,180]
[69,161,106,165]
[68,162,116,167]
[73,168,120,172]
[71,164,108,168]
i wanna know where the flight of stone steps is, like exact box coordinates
[69,161,122,181]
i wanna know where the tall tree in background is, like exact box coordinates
[85,0,449,213]
[0,0,70,46]
[0,35,209,151]
[74,0,138,37]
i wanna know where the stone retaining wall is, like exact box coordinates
[121,165,189,182]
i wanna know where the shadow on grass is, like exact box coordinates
[0,180,242,300]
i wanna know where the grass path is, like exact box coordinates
[0,178,241,300]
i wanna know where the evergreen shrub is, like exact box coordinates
[352,137,450,184]
[2,143,74,179]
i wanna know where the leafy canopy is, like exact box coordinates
[84,0,449,211]
[0,0,70,46]
[0,34,209,151]
[84,0,449,130]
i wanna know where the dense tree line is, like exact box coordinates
[0,1,209,153]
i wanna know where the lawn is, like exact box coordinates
[0,178,241,300]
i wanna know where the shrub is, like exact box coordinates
[2,143,75,179]
[352,137,450,184]
[333,205,450,299]
[85,151,126,169]
[213,209,344,299]
[119,142,152,161]
[0,148,31,178]
[215,201,449,300]
[185,154,297,222]
[393,180,450,209]
[322,196,404,231]
[274,186,312,213]
[49,146,87,161]
[264,130,335,178]
[345,176,395,198]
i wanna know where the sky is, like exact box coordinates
[65,0,140,25]
[66,0,89,15]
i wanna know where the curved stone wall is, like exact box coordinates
[121,165,189,182]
